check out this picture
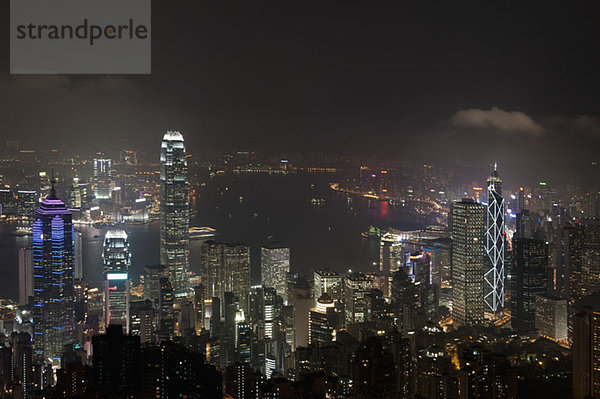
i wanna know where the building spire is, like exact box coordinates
[48,169,57,199]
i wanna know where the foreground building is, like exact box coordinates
[573,294,600,399]
[102,229,131,333]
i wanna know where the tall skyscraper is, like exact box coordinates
[201,241,251,312]
[32,182,75,364]
[343,273,374,325]
[160,131,190,297]
[451,199,485,327]
[569,219,600,303]
[513,237,548,329]
[102,230,131,333]
[484,165,505,312]
[18,248,33,306]
[260,244,291,302]
[573,294,600,399]
[93,158,112,199]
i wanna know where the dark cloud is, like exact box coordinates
[0,0,600,181]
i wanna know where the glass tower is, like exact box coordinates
[485,164,505,312]
[260,244,290,302]
[93,158,112,199]
[102,229,131,333]
[160,131,190,296]
[32,182,74,365]
[451,199,485,326]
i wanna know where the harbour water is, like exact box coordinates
[0,173,430,300]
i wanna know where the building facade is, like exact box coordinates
[159,131,190,297]
[102,230,131,333]
[484,166,505,312]
[451,199,485,327]
[261,244,291,302]
[32,184,75,364]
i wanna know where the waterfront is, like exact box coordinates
[0,173,430,300]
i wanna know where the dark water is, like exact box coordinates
[0,173,428,300]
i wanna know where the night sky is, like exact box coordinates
[1,1,600,185]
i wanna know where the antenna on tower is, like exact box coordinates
[49,168,57,199]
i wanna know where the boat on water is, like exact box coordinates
[189,226,217,240]
[361,225,381,239]
[13,228,32,237]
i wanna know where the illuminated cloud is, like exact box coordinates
[451,107,544,136]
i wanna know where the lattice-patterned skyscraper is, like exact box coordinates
[485,164,505,312]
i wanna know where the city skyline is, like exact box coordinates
[2,3,600,398]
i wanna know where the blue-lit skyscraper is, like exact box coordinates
[484,164,505,313]
[32,182,74,365]
[102,230,131,333]
[160,131,190,297]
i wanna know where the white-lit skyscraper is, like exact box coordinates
[159,131,190,297]
[261,244,290,302]
[93,158,112,199]
[484,165,505,312]
[102,230,131,333]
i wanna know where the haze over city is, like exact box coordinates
[1,2,600,399]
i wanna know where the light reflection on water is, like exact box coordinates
[0,174,428,299]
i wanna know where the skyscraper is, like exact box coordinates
[535,294,567,341]
[32,182,75,364]
[573,294,600,399]
[313,269,342,302]
[485,165,505,313]
[142,264,169,307]
[264,287,277,340]
[159,131,190,297]
[93,158,112,200]
[73,231,83,280]
[569,219,600,303]
[343,273,374,325]
[513,237,548,329]
[158,277,175,341]
[451,199,485,327]
[308,293,340,347]
[18,248,33,306]
[102,230,131,333]
[201,241,251,312]
[260,243,291,302]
